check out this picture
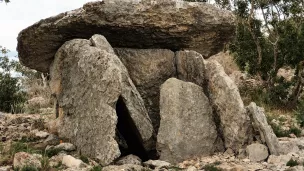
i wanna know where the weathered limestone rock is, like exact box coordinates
[13,152,42,169]
[50,34,153,165]
[246,143,269,162]
[62,155,87,169]
[115,48,176,132]
[102,164,145,171]
[247,102,280,155]
[115,154,142,166]
[143,160,172,169]
[17,0,235,72]
[279,140,300,155]
[175,50,206,87]
[157,78,218,164]
[204,60,252,152]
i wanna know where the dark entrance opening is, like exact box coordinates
[116,96,149,161]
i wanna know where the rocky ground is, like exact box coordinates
[1,113,304,171]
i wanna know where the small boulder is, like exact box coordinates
[44,134,60,146]
[0,166,12,171]
[268,155,292,165]
[115,154,142,166]
[62,155,86,168]
[54,143,76,152]
[102,164,145,171]
[34,130,49,139]
[49,153,66,168]
[186,166,198,171]
[143,160,171,169]
[279,140,300,155]
[246,143,269,162]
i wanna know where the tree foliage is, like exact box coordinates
[0,46,26,113]
[0,0,10,3]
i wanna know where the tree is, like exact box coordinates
[0,46,26,113]
[0,0,10,3]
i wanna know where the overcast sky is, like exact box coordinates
[0,0,98,53]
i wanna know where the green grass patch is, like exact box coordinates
[14,165,38,171]
[90,166,103,171]
[202,162,222,171]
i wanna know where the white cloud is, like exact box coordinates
[0,0,97,51]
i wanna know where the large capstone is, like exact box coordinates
[157,78,220,164]
[115,48,176,132]
[49,34,153,165]
[17,0,235,72]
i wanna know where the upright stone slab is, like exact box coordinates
[175,50,206,87]
[204,60,252,152]
[49,35,153,165]
[115,48,176,132]
[17,0,235,72]
[157,78,218,164]
[247,102,280,155]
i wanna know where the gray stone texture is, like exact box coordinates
[157,78,218,164]
[17,0,235,72]
[49,35,153,165]
[115,48,176,132]
[204,59,252,152]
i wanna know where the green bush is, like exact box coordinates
[269,122,290,137]
[45,148,61,158]
[296,100,304,127]
[286,159,299,167]
[289,127,302,137]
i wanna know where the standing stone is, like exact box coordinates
[204,60,252,152]
[247,102,280,155]
[50,35,153,165]
[115,48,176,132]
[157,78,218,164]
[176,50,206,87]
[246,143,269,162]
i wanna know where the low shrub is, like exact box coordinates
[286,159,298,167]
[289,127,301,137]
[80,155,89,164]
[45,148,61,158]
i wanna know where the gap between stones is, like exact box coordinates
[115,96,149,161]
